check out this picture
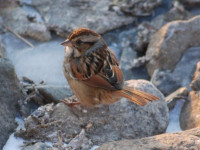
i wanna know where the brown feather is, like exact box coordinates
[115,86,160,106]
[62,28,160,107]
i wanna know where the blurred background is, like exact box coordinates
[1,0,200,149]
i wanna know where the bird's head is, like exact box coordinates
[61,28,106,58]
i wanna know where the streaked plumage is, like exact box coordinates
[62,28,159,106]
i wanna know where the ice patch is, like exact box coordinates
[166,100,185,133]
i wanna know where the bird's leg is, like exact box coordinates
[61,95,80,107]
[60,95,80,117]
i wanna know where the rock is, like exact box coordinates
[97,127,200,150]
[22,142,52,150]
[16,80,169,147]
[138,47,200,92]
[0,36,4,58]
[146,15,200,76]
[134,7,192,53]
[0,58,23,149]
[151,69,181,96]
[180,0,200,8]
[0,0,17,8]
[172,47,200,89]
[32,0,135,37]
[0,7,51,41]
[166,87,189,109]
[32,0,160,37]
[180,91,200,130]
[190,61,200,91]
[111,0,162,16]
[134,23,156,54]
[118,28,149,80]
[36,85,73,103]
[120,40,137,80]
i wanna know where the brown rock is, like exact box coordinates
[146,15,200,76]
[180,91,200,130]
[190,61,200,91]
[134,7,192,53]
[97,127,200,150]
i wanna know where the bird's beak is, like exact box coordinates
[61,39,72,46]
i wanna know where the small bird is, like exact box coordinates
[61,28,159,107]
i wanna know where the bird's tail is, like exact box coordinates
[116,86,160,106]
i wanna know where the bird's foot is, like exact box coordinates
[60,96,80,117]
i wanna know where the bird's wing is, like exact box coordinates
[69,48,124,90]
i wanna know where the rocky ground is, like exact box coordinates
[0,0,200,150]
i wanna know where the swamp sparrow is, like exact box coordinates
[61,28,159,106]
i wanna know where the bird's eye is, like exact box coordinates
[77,40,83,45]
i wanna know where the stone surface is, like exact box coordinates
[180,0,200,8]
[140,47,200,92]
[36,85,73,103]
[190,61,200,91]
[172,47,200,89]
[146,15,200,76]
[0,7,51,41]
[111,0,162,16]
[151,69,181,96]
[120,41,137,80]
[0,0,17,8]
[22,142,52,150]
[117,28,149,80]
[166,87,189,109]
[0,58,23,149]
[97,127,200,150]
[180,91,200,130]
[0,36,4,58]
[134,7,192,53]
[16,80,169,147]
[32,0,161,37]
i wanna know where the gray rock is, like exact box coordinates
[32,0,135,37]
[190,61,200,91]
[0,36,4,58]
[166,87,189,109]
[180,0,200,8]
[120,42,137,80]
[172,47,200,89]
[32,0,160,37]
[118,28,149,80]
[146,15,200,76]
[180,91,200,130]
[111,0,162,16]
[36,85,73,103]
[16,80,169,146]
[22,142,52,150]
[0,7,51,41]
[0,0,17,8]
[0,58,23,149]
[151,69,181,96]
[97,127,200,150]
